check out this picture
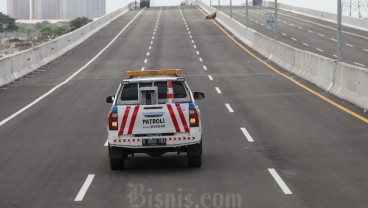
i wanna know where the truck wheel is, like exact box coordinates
[188,155,201,167]
[110,158,124,170]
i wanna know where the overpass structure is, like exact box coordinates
[0,1,368,207]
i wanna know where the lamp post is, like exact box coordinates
[246,0,249,27]
[337,0,342,62]
[274,0,278,40]
[230,0,232,18]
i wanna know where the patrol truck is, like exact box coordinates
[106,69,205,170]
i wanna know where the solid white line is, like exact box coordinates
[196,51,199,55]
[330,38,337,42]
[0,8,145,128]
[346,43,354,47]
[302,43,309,46]
[141,67,145,71]
[318,33,325,37]
[194,45,197,49]
[144,59,147,63]
[363,49,368,52]
[203,66,207,70]
[240,127,254,142]
[104,140,108,146]
[316,48,324,52]
[291,38,297,41]
[354,62,365,67]
[308,30,313,33]
[268,169,292,195]
[75,174,95,201]
[208,75,213,80]
[225,103,234,113]
[215,87,222,94]
[281,33,287,36]
[199,58,203,62]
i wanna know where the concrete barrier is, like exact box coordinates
[195,0,368,110]
[0,2,135,87]
[330,63,368,109]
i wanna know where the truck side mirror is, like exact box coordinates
[106,96,115,103]
[193,92,205,100]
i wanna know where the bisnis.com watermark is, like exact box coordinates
[127,183,242,208]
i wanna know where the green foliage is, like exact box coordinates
[40,26,53,37]
[0,12,18,32]
[70,17,92,31]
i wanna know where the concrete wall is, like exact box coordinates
[0,2,135,87]
[263,1,368,32]
[196,0,368,110]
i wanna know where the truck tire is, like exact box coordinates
[188,155,201,167]
[110,158,124,170]
[187,141,202,167]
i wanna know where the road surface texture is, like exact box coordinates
[0,5,368,208]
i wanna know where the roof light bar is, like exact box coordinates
[126,69,182,77]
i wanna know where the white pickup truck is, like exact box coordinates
[106,69,205,170]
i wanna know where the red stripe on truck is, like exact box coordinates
[167,104,181,132]
[128,106,140,135]
[118,106,131,136]
[176,104,189,133]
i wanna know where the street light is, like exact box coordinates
[230,0,232,18]
[274,0,278,40]
[337,0,342,62]
[245,0,249,27]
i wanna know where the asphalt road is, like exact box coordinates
[0,5,368,208]
[214,5,368,68]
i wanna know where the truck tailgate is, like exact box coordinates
[117,104,190,136]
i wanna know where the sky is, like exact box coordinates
[0,0,338,16]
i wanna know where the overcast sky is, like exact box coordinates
[0,0,338,15]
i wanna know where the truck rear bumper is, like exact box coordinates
[108,133,201,148]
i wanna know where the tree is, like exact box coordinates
[70,17,92,31]
[0,12,18,32]
[40,26,53,37]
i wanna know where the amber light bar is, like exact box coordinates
[125,69,182,77]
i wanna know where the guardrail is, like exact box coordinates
[196,1,368,110]
[0,2,135,87]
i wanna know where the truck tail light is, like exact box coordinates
[189,108,199,127]
[108,110,118,130]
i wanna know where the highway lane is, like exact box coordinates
[0,5,368,208]
[214,6,368,67]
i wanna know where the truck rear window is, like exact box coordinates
[118,81,189,104]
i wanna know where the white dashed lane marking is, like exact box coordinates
[346,43,354,47]
[316,48,324,52]
[199,58,203,62]
[318,33,325,37]
[240,127,254,142]
[225,104,234,113]
[291,38,297,41]
[268,169,293,195]
[363,49,368,52]
[144,59,147,63]
[282,33,287,36]
[354,62,365,67]
[302,43,309,46]
[147,52,150,56]
[196,51,200,55]
[203,66,207,70]
[194,45,197,49]
[330,38,337,42]
[75,174,95,201]
[308,30,313,33]
[141,67,145,71]
[215,87,222,94]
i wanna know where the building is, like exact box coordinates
[33,0,61,19]
[60,0,106,20]
[7,0,31,19]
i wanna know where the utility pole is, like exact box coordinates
[246,0,249,27]
[274,0,278,40]
[218,0,220,11]
[337,0,342,62]
[230,0,232,18]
